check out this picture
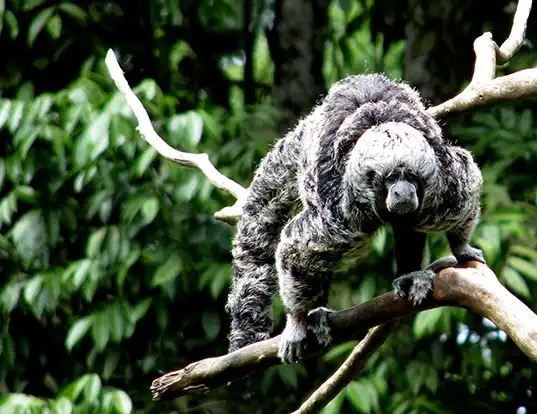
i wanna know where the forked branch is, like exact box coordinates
[428,0,535,119]
[149,262,537,401]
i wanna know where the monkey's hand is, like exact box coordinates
[393,256,458,306]
[453,244,486,265]
[278,307,334,364]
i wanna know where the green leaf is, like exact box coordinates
[405,361,429,395]
[7,100,24,133]
[15,185,37,203]
[151,254,183,287]
[58,374,90,400]
[46,14,61,38]
[321,390,345,414]
[413,308,444,339]
[102,352,120,381]
[59,3,87,21]
[72,258,92,289]
[0,192,17,225]
[92,311,111,351]
[175,174,199,202]
[141,196,159,223]
[86,227,107,258]
[507,256,537,281]
[111,390,133,414]
[134,146,157,177]
[0,100,11,130]
[167,110,204,149]
[108,303,125,343]
[0,281,22,313]
[201,309,221,340]
[86,190,112,220]
[28,7,54,46]
[210,264,232,298]
[131,298,152,323]
[47,397,73,414]
[117,248,140,292]
[345,380,373,413]
[4,10,19,39]
[10,209,48,268]
[66,316,92,351]
[277,365,299,388]
[84,374,102,402]
[104,225,121,264]
[23,0,47,11]
[23,275,43,304]
[502,266,531,299]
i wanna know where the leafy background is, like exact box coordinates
[1,0,537,413]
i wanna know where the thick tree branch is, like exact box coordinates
[150,262,537,400]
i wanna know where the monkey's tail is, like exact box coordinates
[226,136,300,352]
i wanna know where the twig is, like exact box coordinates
[104,50,248,215]
[150,262,537,400]
[290,322,398,414]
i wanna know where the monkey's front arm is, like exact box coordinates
[275,208,368,363]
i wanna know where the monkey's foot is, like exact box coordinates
[394,255,461,306]
[393,269,436,306]
[278,308,334,364]
[278,315,308,364]
[453,244,486,265]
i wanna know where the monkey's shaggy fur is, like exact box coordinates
[226,74,483,362]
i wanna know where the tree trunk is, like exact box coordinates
[267,0,330,132]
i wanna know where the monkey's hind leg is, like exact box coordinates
[275,210,353,364]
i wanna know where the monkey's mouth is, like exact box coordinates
[386,199,419,215]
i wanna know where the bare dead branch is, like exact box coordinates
[150,262,537,401]
[427,68,537,119]
[291,322,398,414]
[497,0,533,64]
[428,0,535,118]
[104,50,248,216]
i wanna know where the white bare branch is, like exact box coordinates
[430,0,535,118]
[497,0,533,64]
[104,49,248,211]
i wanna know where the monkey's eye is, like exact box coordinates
[384,171,399,183]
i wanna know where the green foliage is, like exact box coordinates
[1,0,537,413]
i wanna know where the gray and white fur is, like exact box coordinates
[225,74,484,363]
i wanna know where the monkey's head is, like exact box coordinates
[383,167,422,216]
[342,121,438,222]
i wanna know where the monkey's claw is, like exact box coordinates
[393,269,435,306]
[454,245,486,265]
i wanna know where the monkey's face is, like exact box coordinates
[384,167,421,215]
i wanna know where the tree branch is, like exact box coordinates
[427,0,535,119]
[150,261,537,401]
[104,50,248,220]
[290,322,399,414]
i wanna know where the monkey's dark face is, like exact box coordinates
[383,167,422,216]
